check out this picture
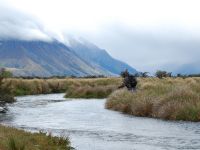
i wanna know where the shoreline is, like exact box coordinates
[106,78,200,122]
[2,77,200,122]
[0,124,72,150]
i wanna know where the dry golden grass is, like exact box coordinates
[4,78,71,96]
[3,78,122,97]
[106,77,200,121]
[65,78,122,98]
[0,125,72,150]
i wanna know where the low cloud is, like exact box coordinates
[83,24,200,73]
[1,2,200,73]
[0,5,51,41]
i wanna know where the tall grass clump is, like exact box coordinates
[0,125,72,150]
[65,78,122,98]
[8,137,25,150]
[4,78,72,96]
[0,69,15,103]
[4,77,122,97]
[106,77,200,121]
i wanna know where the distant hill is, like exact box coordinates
[172,63,200,75]
[69,38,137,75]
[0,39,137,77]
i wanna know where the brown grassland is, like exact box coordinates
[64,78,122,98]
[106,77,200,121]
[2,78,122,98]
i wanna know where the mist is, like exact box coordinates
[83,24,200,73]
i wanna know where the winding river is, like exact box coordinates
[0,93,200,150]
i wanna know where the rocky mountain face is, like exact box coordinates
[0,39,137,77]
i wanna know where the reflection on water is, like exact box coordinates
[1,93,200,150]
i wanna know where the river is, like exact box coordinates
[0,93,200,150]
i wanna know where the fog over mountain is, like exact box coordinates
[0,1,138,76]
[0,6,50,41]
[1,0,200,74]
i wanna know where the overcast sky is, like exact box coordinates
[1,0,200,73]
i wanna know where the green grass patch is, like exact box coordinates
[0,125,72,150]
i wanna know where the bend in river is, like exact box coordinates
[0,93,200,150]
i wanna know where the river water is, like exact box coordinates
[0,93,200,150]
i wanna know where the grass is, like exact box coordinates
[3,78,66,96]
[0,125,72,150]
[2,78,122,98]
[0,78,121,150]
[0,82,15,104]
[64,78,122,98]
[4,76,200,121]
[106,77,200,121]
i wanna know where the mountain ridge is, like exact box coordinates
[68,38,137,75]
[0,39,137,77]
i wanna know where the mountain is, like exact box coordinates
[0,39,137,77]
[68,38,137,75]
[172,63,200,75]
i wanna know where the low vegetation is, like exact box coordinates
[106,77,200,121]
[0,68,15,103]
[155,70,172,78]
[0,125,72,150]
[2,78,122,98]
[2,68,200,121]
[4,78,68,96]
[65,78,122,98]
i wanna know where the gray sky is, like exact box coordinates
[1,0,200,73]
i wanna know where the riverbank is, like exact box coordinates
[3,77,121,98]
[0,125,72,150]
[106,77,200,121]
[65,78,122,98]
[3,77,200,121]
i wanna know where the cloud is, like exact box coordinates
[1,0,200,73]
[82,24,200,73]
[0,4,51,41]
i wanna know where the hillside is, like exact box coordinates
[69,38,137,75]
[0,39,137,76]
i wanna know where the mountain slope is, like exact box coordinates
[68,38,137,75]
[0,40,102,76]
[0,39,137,76]
[172,63,200,75]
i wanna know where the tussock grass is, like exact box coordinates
[2,78,121,98]
[0,85,15,104]
[0,125,72,150]
[106,77,200,121]
[4,78,67,96]
[65,78,122,98]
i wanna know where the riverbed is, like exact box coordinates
[0,93,200,150]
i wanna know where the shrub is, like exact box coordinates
[119,70,137,91]
[155,70,172,78]
[0,69,15,103]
